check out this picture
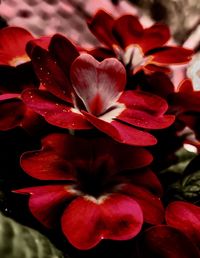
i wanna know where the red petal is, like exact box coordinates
[177,79,194,92]
[117,109,174,129]
[87,10,117,48]
[0,27,33,65]
[119,90,169,115]
[138,225,200,258]
[106,144,153,171]
[88,47,115,61]
[0,93,20,101]
[112,15,143,48]
[26,36,51,56]
[70,54,126,116]
[169,90,200,112]
[0,99,26,130]
[146,72,175,98]
[118,184,164,224]
[49,34,79,78]
[21,150,76,180]
[128,169,163,196]
[141,24,170,53]
[100,194,143,240]
[151,46,193,65]
[118,90,174,129]
[22,89,91,129]
[31,46,72,102]
[82,111,157,146]
[61,194,143,249]
[144,64,172,74]
[166,201,200,248]
[15,185,76,228]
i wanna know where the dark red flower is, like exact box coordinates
[137,225,200,258]
[87,10,193,74]
[22,48,174,146]
[0,27,50,131]
[15,133,164,249]
[166,201,200,250]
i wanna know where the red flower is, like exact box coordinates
[0,26,49,66]
[15,133,164,250]
[137,225,200,258]
[87,10,193,74]
[22,48,174,146]
[137,201,200,257]
[0,27,50,131]
[166,201,200,250]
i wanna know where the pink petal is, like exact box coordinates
[87,10,117,48]
[82,111,157,146]
[21,150,76,181]
[61,194,143,249]
[0,93,20,101]
[15,185,76,228]
[139,225,200,258]
[166,201,200,248]
[151,46,193,64]
[112,15,143,48]
[31,46,72,102]
[70,54,126,116]
[118,184,164,224]
[49,34,79,78]
[22,89,91,129]
[0,27,33,65]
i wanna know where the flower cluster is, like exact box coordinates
[0,9,199,257]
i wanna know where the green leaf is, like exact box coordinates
[0,213,64,258]
[182,170,200,199]
[161,148,196,175]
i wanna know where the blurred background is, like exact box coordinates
[0,0,199,49]
[0,0,199,87]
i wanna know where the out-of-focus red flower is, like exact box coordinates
[0,26,49,66]
[15,133,164,250]
[137,225,200,258]
[87,10,193,74]
[138,73,200,136]
[0,27,50,131]
[166,201,200,250]
[136,201,200,257]
[22,45,174,146]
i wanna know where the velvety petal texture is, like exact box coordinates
[62,194,143,249]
